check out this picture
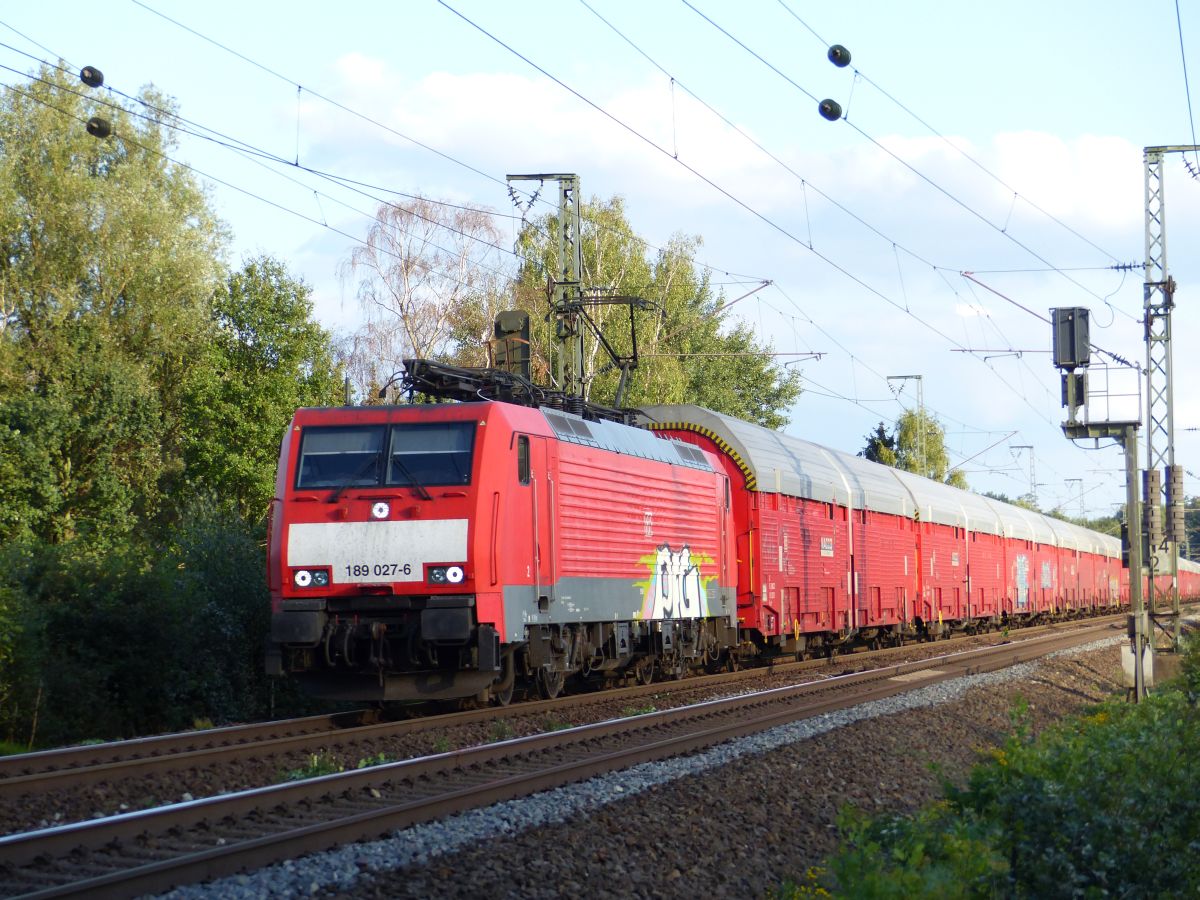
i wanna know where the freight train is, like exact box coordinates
[265,360,1200,704]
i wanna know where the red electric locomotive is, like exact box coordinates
[266,363,738,703]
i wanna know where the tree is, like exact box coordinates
[0,65,226,547]
[339,197,510,398]
[862,410,967,489]
[181,256,344,519]
[860,422,898,466]
[0,68,342,745]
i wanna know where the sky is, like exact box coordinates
[4,0,1200,520]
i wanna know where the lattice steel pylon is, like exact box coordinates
[1142,146,1193,643]
[507,173,584,397]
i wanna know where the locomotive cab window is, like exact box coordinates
[388,421,475,486]
[517,435,530,485]
[295,422,476,489]
[296,426,384,489]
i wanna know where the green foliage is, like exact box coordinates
[488,719,515,742]
[859,422,897,467]
[820,655,1200,898]
[767,868,831,898]
[825,805,1004,899]
[0,66,225,548]
[0,505,280,745]
[181,256,343,520]
[861,411,966,489]
[283,750,345,781]
[0,68,341,747]
[620,703,658,717]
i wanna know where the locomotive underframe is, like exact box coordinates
[268,594,741,703]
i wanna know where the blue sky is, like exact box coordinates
[5,1,1200,518]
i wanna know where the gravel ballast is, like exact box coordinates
[156,636,1129,900]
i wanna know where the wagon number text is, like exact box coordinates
[344,563,412,578]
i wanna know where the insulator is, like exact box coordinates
[1166,464,1184,503]
[1167,502,1187,544]
[1144,498,1163,546]
[79,66,104,88]
[827,44,851,67]
[1142,468,1162,510]
[818,99,842,121]
[85,117,111,139]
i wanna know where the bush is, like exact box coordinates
[818,643,1200,898]
[0,502,318,747]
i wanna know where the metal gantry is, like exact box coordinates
[507,173,585,397]
[1142,146,1193,643]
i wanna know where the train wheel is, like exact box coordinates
[633,657,656,685]
[490,679,514,707]
[490,650,516,707]
[537,668,565,700]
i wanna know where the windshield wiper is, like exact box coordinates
[389,455,433,500]
[327,454,381,503]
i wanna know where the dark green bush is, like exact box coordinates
[0,502,320,748]
[818,641,1200,898]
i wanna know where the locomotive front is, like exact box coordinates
[265,403,503,702]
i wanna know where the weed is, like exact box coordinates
[355,752,392,769]
[281,750,344,782]
[620,704,658,717]
[488,719,515,742]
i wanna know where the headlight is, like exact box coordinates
[427,564,466,585]
[293,569,329,588]
[371,501,390,519]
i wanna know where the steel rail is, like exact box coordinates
[0,710,375,781]
[0,623,1116,900]
[0,617,1114,801]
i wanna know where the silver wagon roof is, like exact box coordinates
[640,404,1106,547]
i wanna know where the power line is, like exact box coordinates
[1176,0,1200,175]
[436,0,975,361]
[770,0,1126,264]
[681,1,1132,309]
[576,0,946,272]
[0,76,521,298]
[120,2,770,286]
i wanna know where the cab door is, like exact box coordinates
[521,434,555,607]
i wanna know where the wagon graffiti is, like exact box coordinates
[1015,554,1029,609]
[635,544,714,619]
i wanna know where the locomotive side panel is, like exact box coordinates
[541,443,734,627]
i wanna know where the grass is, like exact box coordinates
[620,703,658,717]
[281,749,395,781]
[487,719,515,742]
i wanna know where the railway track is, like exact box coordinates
[0,617,1113,809]
[0,622,1119,899]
